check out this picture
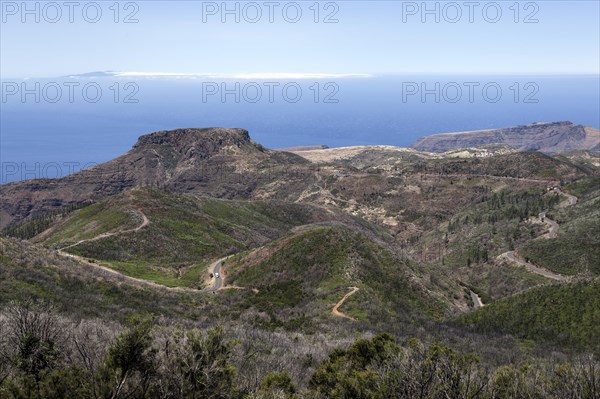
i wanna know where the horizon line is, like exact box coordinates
[2,71,600,80]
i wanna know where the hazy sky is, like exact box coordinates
[1,0,599,77]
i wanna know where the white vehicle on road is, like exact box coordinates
[214,273,220,278]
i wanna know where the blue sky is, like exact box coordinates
[1,0,599,77]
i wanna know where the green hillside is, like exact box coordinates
[0,237,197,320]
[226,225,448,323]
[459,279,600,352]
[40,187,388,288]
[521,177,600,275]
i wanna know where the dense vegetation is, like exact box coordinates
[459,279,600,353]
[1,302,598,399]
[308,333,599,399]
[520,218,600,275]
[521,178,600,275]
[445,188,561,264]
[2,203,87,240]
[410,186,553,301]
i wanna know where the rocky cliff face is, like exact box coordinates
[0,128,311,229]
[133,128,252,156]
[411,122,600,153]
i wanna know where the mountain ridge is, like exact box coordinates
[0,128,313,228]
[1,123,594,229]
[410,121,600,153]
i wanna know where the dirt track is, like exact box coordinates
[60,209,149,250]
[332,287,359,320]
[500,187,577,281]
[55,209,198,293]
[57,250,198,293]
[499,251,570,282]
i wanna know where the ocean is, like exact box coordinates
[1,75,598,183]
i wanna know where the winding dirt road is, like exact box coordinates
[332,287,359,320]
[55,208,238,293]
[500,187,577,281]
[499,251,570,282]
[58,250,198,293]
[60,250,233,294]
[555,187,578,207]
[539,212,559,239]
[59,209,149,251]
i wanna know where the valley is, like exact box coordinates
[1,125,598,398]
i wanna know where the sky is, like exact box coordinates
[1,0,599,78]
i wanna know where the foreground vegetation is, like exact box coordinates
[1,301,598,399]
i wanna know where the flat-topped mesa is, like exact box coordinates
[0,127,308,229]
[411,121,599,153]
[133,128,253,156]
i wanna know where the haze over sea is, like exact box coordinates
[1,74,599,183]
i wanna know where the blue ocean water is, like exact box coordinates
[1,75,599,183]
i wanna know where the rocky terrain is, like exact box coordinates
[0,128,314,228]
[411,121,600,153]
[3,123,597,229]
[1,123,599,398]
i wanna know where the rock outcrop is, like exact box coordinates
[411,122,600,153]
[0,128,310,228]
